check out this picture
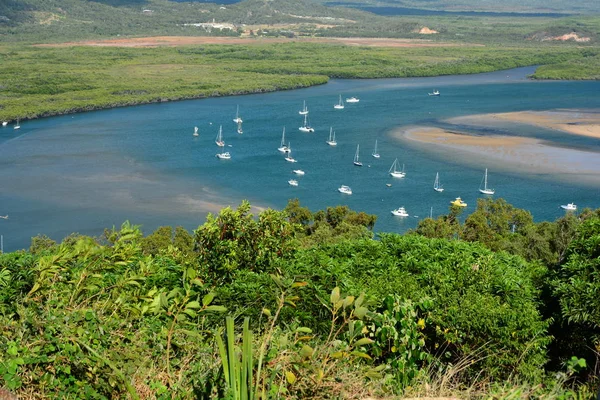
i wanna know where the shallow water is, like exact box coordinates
[1,66,599,251]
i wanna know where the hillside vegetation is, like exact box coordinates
[0,198,599,398]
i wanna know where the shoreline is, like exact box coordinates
[394,124,600,185]
[447,109,600,139]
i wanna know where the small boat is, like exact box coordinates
[13,119,20,130]
[372,140,380,158]
[293,169,305,175]
[386,183,392,187]
[433,172,444,192]
[388,158,405,178]
[288,179,299,186]
[561,203,577,211]
[193,126,199,137]
[450,197,467,207]
[326,127,337,146]
[2,121,7,127]
[233,105,243,124]
[278,127,290,153]
[428,90,440,96]
[0,215,8,219]
[216,151,231,159]
[353,144,363,167]
[391,207,409,217]
[338,185,352,195]
[334,95,344,110]
[346,97,360,103]
[285,143,297,163]
[299,101,309,115]
[237,120,243,134]
[479,168,495,195]
[215,125,225,147]
[299,114,314,132]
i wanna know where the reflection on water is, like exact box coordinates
[0,66,599,251]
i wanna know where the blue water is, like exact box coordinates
[324,3,573,17]
[1,66,599,251]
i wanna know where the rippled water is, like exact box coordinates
[1,66,599,251]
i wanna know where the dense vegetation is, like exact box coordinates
[1,42,598,123]
[1,198,599,398]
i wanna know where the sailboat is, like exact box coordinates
[326,127,337,146]
[479,168,495,195]
[215,125,225,147]
[433,172,444,192]
[285,143,297,163]
[233,105,243,124]
[371,140,380,158]
[388,158,405,178]
[299,114,314,132]
[278,128,290,153]
[299,101,308,115]
[353,145,363,167]
[237,120,243,134]
[334,95,344,110]
[13,119,20,130]
[193,126,199,137]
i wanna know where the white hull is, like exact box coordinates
[278,146,290,153]
[346,97,359,103]
[561,203,577,211]
[389,159,405,178]
[479,188,495,195]
[334,95,344,109]
[288,180,298,186]
[338,185,352,195]
[216,152,231,159]
[299,100,308,115]
[391,207,409,217]
[285,157,297,163]
[293,170,305,175]
[2,121,8,127]
[299,127,314,133]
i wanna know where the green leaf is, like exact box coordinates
[291,281,307,288]
[186,301,201,310]
[343,296,355,308]
[202,292,216,307]
[351,351,372,360]
[204,305,227,312]
[300,345,314,359]
[262,308,271,317]
[355,292,365,308]
[296,327,312,334]
[330,287,340,305]
[285,370,297,385]
[354,307,369,319]
[354,338,374,347]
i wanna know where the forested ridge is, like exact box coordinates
[0,198,599,398]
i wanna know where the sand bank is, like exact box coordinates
[448,109,600,139]
[395,126,600,185]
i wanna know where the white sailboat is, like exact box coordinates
[371,140,380,158]
[388,158,405,178]
[334,95,344,110]
[215,125,225,147]
[299,101,308,115]
[13,119,20,130]
[299,114,314,132]
[237,120,243,134]
[193,126,199,137]
[433,172,444,192]
[278,127,290,153]
[233,105,243,124]
[353,144,363,167]
[326,127,337,146]
[479,168,495,195]
[285,143,297,163]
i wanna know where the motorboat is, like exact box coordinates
[216,151,231,159]
[288,179,298,186]
[345,97,360,103]
[338,185,352,195]
[391,207,409,217]
[293,169,305,175]
[561,203,577,211]
[450,197,467,207]
[428,90,440,96]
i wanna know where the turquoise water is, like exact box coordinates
[1,66,599,251]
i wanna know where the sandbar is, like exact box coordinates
[448,109,600,139]
[395,126,600,185]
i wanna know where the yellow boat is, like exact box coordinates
[450,197,467,207]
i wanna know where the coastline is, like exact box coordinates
[447,109,600,139]
[394,124,600,185]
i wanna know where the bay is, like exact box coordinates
[1,66,599,251]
